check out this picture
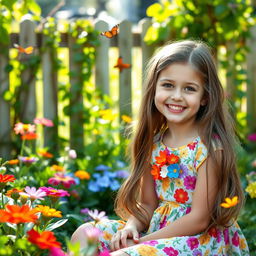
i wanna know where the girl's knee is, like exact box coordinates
[71,223,94,244]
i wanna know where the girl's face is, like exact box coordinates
[154,63,206,127]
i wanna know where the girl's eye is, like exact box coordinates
[162,83,174,88]
[184,86,196,92]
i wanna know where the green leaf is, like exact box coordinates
[45,218,68,231]
[3,90,13,101]
[146,3,162,17]
[27,0,41,16]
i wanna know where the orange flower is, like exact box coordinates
[121,115,132,123]
[155,150,168,166]
[0,204,38,224]
[51,165,65,172]
[27,229,61,249]
[220,196,239,208]
[74,170,90,180]
[0,174,15,183]
[38,150,53,158]
[151,165,161,180]
[6,188,23,199]
[8,159,19,165]
[167,153,179,164]
[21,132,38,140]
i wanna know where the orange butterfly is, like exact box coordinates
[100,24,119,38]
[114,56,131,72]
[14,44,34,54]
[220,196,239,208]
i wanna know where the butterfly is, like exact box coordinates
[220,196,239,208]
[114,56,131,72]
[14,44,34,54]
[100,24,119,38]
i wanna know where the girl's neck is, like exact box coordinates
[163,123,200,148]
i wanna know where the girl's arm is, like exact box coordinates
[139,152,220,242]
[111,166,158,250]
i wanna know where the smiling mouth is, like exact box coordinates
[166,104,186,111]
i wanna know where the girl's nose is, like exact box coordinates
[171,89,182,100]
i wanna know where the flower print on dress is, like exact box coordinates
[163,246,179,256]
[187,237,199,250]
[142,240,158,246]
[232,231,240,247]
[184,175,196,190]
[187,141,198,150]
[167,164,180,178]
[179,163,189,178]
[174,188,188,203]
[192,249,202,256]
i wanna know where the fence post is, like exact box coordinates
[19,18,37,123]
[246,26,256,132]
[95,20,110,95]
[41,25,59,151]
[0,44,11,159]
[68,30,84,155]
[139,18,155,82]
[118,20,132,119]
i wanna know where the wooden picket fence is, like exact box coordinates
[0,18,256,159]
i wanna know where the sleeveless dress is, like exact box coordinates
[94,136,250,256]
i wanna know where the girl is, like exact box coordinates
[71,40,249,255]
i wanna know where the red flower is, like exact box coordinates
[0,174,15,183]
[174,189,189,203]
[187,141,198,150]
[208,227,217,237]
[21,132,38,140]
[0,204,38,224]
[155,150,169,166]
[167,153,179,164]
[151,165,162,180]
[27,229,61,249]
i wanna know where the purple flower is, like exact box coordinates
[163,246,179,256]
[186,237,199,250]
[80,208,89,214]
[95,165,111,171]
[115,170,129,179]
[184,175,196,190]
[179,163,189,178]
[248,133,256,141]
[192,249,202,256]
[18,156,38,164]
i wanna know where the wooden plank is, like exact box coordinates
[94,20,110,95]
[246,26,256,132]
[42,28,59,151]
[19,18,37,123]
[118,20,132,119]
[68,32,84,154]
[0,45,11,159]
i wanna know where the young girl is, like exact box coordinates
[71,40,249,255]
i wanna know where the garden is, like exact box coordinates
[0,0,256,255]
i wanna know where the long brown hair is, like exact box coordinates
[115,40,244,228]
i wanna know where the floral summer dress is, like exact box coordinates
[95,136,249,256]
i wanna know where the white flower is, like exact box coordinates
[68,149,77,159]
[87,209,108,223]
[160,165,168,178]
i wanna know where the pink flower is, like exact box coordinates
[184,175,196,190]
[40,187,70,197]
[142,240,158,246]
[48,173,76,188]
[159,216,167,229]
[99,249,111,256]
[223,228,230,245]
[19,186,46,201]
[186,237,199,250]
[248,133,256,141]
[232,231,239,247]
[34,117,54,127]
[87,209,108,222]
[18,156,38,164]
[68,149,77,159]
[49,247,67,256]
[14,123,36,135]
[163,246,179,256]
[84,226,102,243]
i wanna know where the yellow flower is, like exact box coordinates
[137,245,158,256]
[245,182,256,198]
[199,233,210,245]
[179,148,188,158]
[74,170,90,180]
[121,115,132,123]
[204,249,210,256]
[99,109,117,121]
[239,238,247,250]
[34,205,62,218]
[103,231,112,241]
[162,178,170,192]
[220,196,239,208]
[175,179,183,187]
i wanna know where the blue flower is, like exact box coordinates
[104,171,117,178]
[88,181,101,192]
[167,164,180,178]
[96,175,110,188]
[95,165,111,171]
[115,170,129,179]
[116,160,126,168]
[110,179,120,191]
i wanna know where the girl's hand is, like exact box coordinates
[110,227,139,251]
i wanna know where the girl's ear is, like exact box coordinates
[200,98,207,106]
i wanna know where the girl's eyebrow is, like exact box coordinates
[158,78,200,88]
